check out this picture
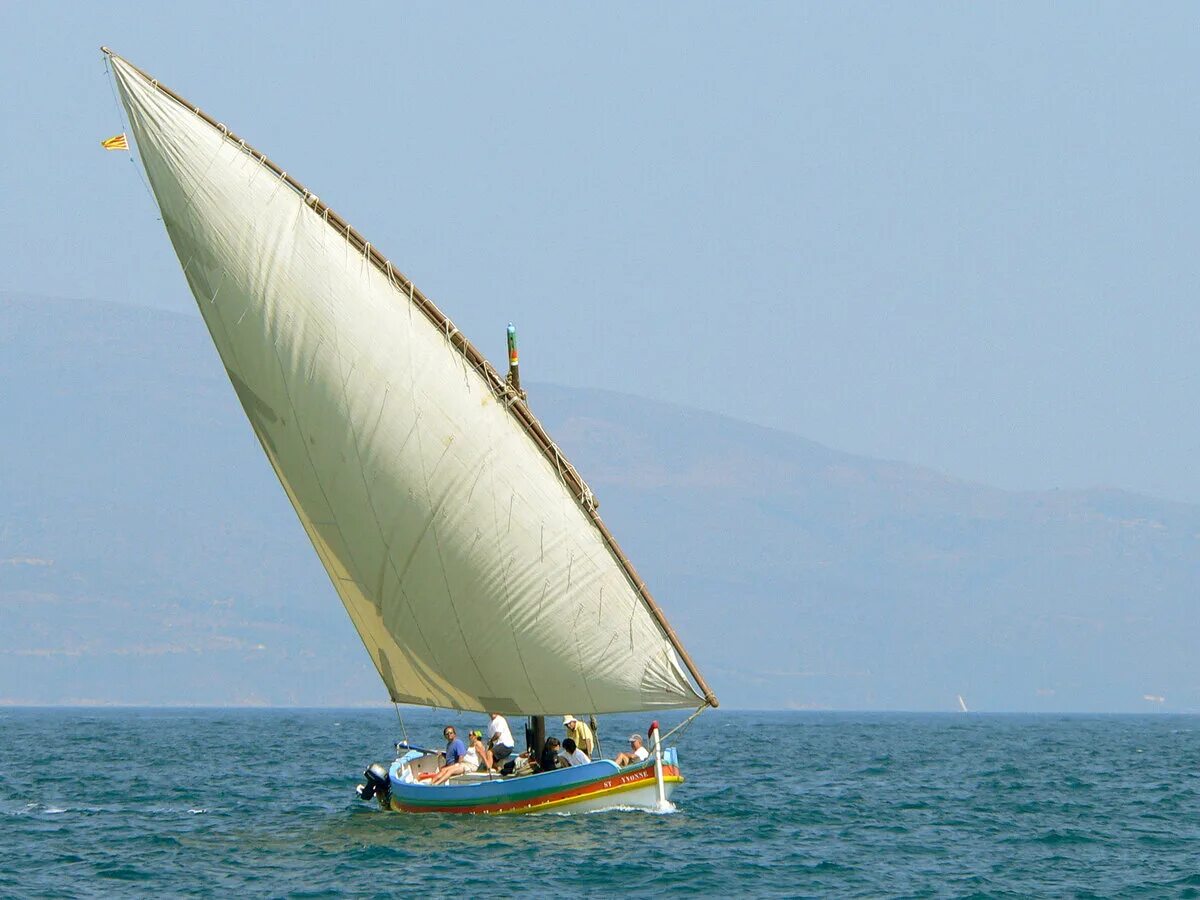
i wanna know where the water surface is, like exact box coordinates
[1,709,1197,896]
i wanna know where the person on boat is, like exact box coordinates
[561,737,591,767]
[487,712,516,765]
[438,725,466,768]
[466,729,494,772]
[562,715,595,757]
[614,733,649,767]
[537,737,563,773]
[431,729,483,785]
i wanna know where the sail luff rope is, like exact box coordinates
[101,51,157,211]
[102,46,718,710]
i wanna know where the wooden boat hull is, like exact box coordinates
[381,749,682,815]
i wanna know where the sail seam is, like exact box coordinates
[485,401,545,711]
[265,334,375,604]
[411,408,493,693]
[571,591,600,716]
[320,219,445,693]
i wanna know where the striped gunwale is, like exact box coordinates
[387,764,682,815]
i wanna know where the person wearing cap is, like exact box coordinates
[560,737,591,767]
[562,715,595,757]
[486,712,516,765]
[614,733,649,767]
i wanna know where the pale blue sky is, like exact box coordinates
[4,2,1198,501]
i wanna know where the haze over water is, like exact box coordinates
[2,708,1196,896]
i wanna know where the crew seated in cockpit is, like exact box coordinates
[431,726,481,785]
[614,733,649,766]
[560,737,591,767]
[537,737,563,772]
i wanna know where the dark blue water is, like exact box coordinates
[1,710,1197,897]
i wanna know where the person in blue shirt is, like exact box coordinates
[439,725,466,769]
[430,725,483,785]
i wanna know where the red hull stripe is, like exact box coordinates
[389,765,682,815]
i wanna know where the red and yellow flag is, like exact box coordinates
[100,133,129,151]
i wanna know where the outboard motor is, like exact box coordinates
[355,762,391,802]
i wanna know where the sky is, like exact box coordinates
[3,2,1199,502]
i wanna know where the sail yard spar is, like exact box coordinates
[104,48,717,717]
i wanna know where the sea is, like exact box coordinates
[1,709,1197,897]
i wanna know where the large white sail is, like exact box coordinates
[110,54,709,714]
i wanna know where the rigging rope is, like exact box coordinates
[393,702,410,746]
[659,704,707,745]
[589,714,601,759]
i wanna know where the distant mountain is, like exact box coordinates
[2,294,1198,710]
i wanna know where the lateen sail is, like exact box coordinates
[109,53,713,715]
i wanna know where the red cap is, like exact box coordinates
[648,720,659,739]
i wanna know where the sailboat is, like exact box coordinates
[102,48,717,814]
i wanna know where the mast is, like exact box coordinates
[102,46,717,711]
[527,716,545,758]
[506,323,524,397]
[515,326,543,748]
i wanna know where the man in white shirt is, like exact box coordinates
[561,737,591,767]
[614,733,650,767]
[487,712,516,765]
